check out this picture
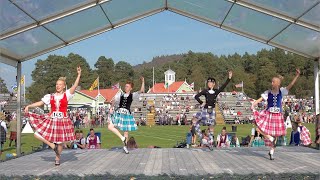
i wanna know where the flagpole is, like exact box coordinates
[97,77,100,113]
[152,68,154,91]
[242,81,244,93]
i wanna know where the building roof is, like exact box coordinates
[1,0,319,68]
[149,81,188,93]
[79,88,120,102]
[164,69,176,75]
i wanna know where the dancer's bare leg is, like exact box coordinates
[34,132,54,149]
[108,123,125,140]
[124,131,129,143]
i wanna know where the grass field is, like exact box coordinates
[1,124,316,160]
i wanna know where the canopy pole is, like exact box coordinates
[315,58,319,116]
[16,61,22,156]
[315,58,320,150]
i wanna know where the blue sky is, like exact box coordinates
[1,11,271,90]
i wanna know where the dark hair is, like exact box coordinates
[222,126,227,130]
[127,137,138,149]
[126,81,134,88]
[90,128,94,131]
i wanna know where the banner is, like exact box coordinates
[89,77,99,91]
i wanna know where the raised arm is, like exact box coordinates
[286,69,300,91]
[139,76,145,93]
[69,66,82,95]
[217,71,232,93]
[24,101,44,113]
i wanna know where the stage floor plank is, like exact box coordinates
[0,147,319,177]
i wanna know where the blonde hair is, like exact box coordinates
[57,77,67,85]
[275,75,284,81]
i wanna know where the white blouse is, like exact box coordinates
[41,89,74,105]
[261,87,289,101]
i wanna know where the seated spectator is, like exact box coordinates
[86,128,101,149]
[127,137,138,149]
[241,135,251,147]
[289,122,300,146]
[200,130,210,147]
[71,130,86,149]
[249,127,265,147]
[230,135,240,147]
[217,127,230,148]
[297,118,312,146]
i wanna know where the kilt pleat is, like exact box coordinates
[194,109,216,126]
[253,110,286,137]
[111,111,137,132]
[27,112,75,143]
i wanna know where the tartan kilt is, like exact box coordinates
[111,109,137,131]
[253,110,286,137]
[194,108,216,126]
[10,132,17,140]
[27,112,75,143]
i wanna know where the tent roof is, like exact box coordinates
[1,0,319,67]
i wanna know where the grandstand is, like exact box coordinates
[129,92,251,125]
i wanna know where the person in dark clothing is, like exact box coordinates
[194,71,233,150]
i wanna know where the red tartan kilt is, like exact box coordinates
[253,110,286,137]
[10,132,17,140]
[27,112,75,143]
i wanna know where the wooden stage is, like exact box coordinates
[0,146,319,177]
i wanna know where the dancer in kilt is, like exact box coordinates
[251,69,300,160]
[24,66,81,166]
[108,77,145,154]
[194,71,233,150]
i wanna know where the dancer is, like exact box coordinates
[24,66,81,165]
[194,71,233,149]
[251,69,300,160]
[108,77,145,154]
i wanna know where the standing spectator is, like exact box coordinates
[190,118,197,145]
[8,116,17,147]
[86,128,101,149]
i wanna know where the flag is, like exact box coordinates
[235,82,243,88]
[190,82,194,89]
[11,84,18,92]
[112,83,120,90]
[89,77,99,91]
[20,75,25,84]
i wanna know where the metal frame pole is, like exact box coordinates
[315,58,319,115]
[16,62,22,156]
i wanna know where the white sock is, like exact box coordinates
[270,149,274,155]
[269,136,274,142]
[121,136,125,141]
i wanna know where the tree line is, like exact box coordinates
[23,48,315,102]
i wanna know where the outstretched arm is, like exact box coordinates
[69,66,82,95]
[24,101,44,113]
[217,71,232,93]
[286,69,300,91]
[251,97,263,110]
